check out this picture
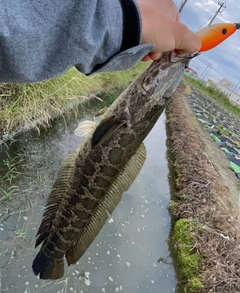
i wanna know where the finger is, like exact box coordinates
[173,22,201,54]
[141,55,151,61]
[148,52,162,60]
[176,13,180,22]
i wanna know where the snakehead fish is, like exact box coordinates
[32,23,239,280]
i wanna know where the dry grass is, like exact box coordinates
[0,62,149,140]
[0,69,98,135]
[167,84,240,292]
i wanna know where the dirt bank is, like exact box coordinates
[167,83,240,292]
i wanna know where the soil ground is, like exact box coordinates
[184,88,239,204]
[167,82,240,292]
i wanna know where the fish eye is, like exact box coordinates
[222,28,228,35]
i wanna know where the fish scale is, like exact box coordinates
[32,22,240,279]
[32,52,187,280]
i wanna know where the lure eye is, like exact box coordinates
[222,28,228,34]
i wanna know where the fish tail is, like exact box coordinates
[32,251,64,280]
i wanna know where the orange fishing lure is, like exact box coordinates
[196,23,240,52]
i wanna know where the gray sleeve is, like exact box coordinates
[0,0,154,83]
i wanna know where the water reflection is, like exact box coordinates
[0,97,177,292]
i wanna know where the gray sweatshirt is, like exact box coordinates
[0,0,154,83]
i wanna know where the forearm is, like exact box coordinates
[0,0,153,83]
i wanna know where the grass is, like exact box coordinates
[1,149,26,183]
[0,62,149,136]
[168,200,179,218]
[0,140,27,201]
[0,185,17,202]
[185,75,240,117]
[173,219,204,293]
[15,229,27,239]
[216,123,232,136]
[173,162,182,190]
[165,111,173,124]
[169,154,204,292]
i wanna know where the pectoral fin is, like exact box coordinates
[74,120,97,138]
[92,116,126,148]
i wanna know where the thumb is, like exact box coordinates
[173,22,201,54]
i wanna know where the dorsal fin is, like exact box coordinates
[91,116,126,148]
[35,153,77,248]
[65,143,147,265]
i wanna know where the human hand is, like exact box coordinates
[138,0,201,61]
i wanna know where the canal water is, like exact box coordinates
[0,97,177,293]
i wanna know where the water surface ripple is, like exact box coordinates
[0,102,176,293]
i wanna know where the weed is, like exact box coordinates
[16,229,27,239]
[18,209,29,222]
[173,162,182,190]
[180,193,188,200]
[208,114,214,121]
[185,277,204,293]
[0,62,150,136]
[0,186,17,202]
[168,200,179,217]
[166,112,173,124]
[216,123,231,136]
[173,219,204,293]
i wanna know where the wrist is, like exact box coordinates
[119,0,142,51]
[137,2,149,45]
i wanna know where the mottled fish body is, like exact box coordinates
[32,52,188,280]
[32,22,240,279]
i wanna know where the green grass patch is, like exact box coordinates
[216,123,232,136]
[173,219,204,293]
[173,162,182,190]
[185,75,240,117]
[0,62,149,135]
[166,111,173,124]
[168,200,179,217]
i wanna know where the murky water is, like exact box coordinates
[0,97,177,293]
